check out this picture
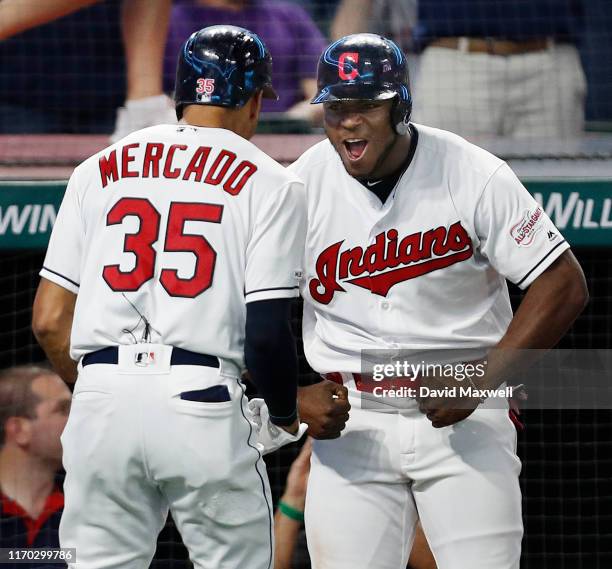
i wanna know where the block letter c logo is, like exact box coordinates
[338,52,359,81]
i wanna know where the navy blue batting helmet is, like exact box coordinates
[174,25,278,120]
[312,34,412,134]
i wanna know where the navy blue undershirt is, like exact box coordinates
[245,298,298,426]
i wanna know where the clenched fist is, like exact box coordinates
[298,380,350,439]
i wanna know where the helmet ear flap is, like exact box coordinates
[391,96,412,135]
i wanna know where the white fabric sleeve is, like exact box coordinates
[39,170,84,294]
[475,164,570,289]
[245,181,306,303]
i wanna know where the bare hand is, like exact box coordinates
[298,380,350,439]
[417,374,480,428]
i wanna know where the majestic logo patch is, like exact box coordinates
[309,221,473,304]
[510,207,543,247]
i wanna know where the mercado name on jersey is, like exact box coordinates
[98,142,257,196]
[309,221,473,304]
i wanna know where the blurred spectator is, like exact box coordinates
[331,0,419,82]
[274,439,311,569]
[0,2,124,134]
[410,0,586,138]
[582,0,612,125]
[164,0,327,123]
[313,0,340,31]
[331,0,417,53]
[111,0,177,141]
[408,522,437,569]
[294,0,338,36]
[0,366,71,562]
[0,0,175,140]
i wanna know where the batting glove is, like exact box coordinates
[247,398,308,455]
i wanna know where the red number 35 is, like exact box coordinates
[196,78,216,95]
[102,198,223,298]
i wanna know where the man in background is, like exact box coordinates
[411,0,586,138]
[0,366,71,559]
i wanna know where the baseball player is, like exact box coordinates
[290,34,588,569]
[32,26,306,569]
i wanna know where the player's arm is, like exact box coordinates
[483,250,588,388]
[284,163,351,440]
[244,178,308,434]
[32,279,78,383]
[421,164,588,428]
[245,298,299,434]
[33,169,83,384]
[475,165,589,388]
[423,250,586,427]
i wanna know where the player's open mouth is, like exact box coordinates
[343,139,368,161]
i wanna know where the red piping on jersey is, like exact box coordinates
[1,490,64,546]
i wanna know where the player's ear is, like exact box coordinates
[249,91,263,120]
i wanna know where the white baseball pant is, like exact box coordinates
[60,344,274,569]
[305,394,522,569]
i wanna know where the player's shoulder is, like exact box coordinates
[288,138,337,177]
[414,123,505,181]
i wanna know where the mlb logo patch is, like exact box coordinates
[135,351,155,366]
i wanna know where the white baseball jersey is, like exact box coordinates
[289,123,569,374]
[41,124,305,374]
[290,124,563,569]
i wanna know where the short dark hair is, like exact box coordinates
[0,365,54,446]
